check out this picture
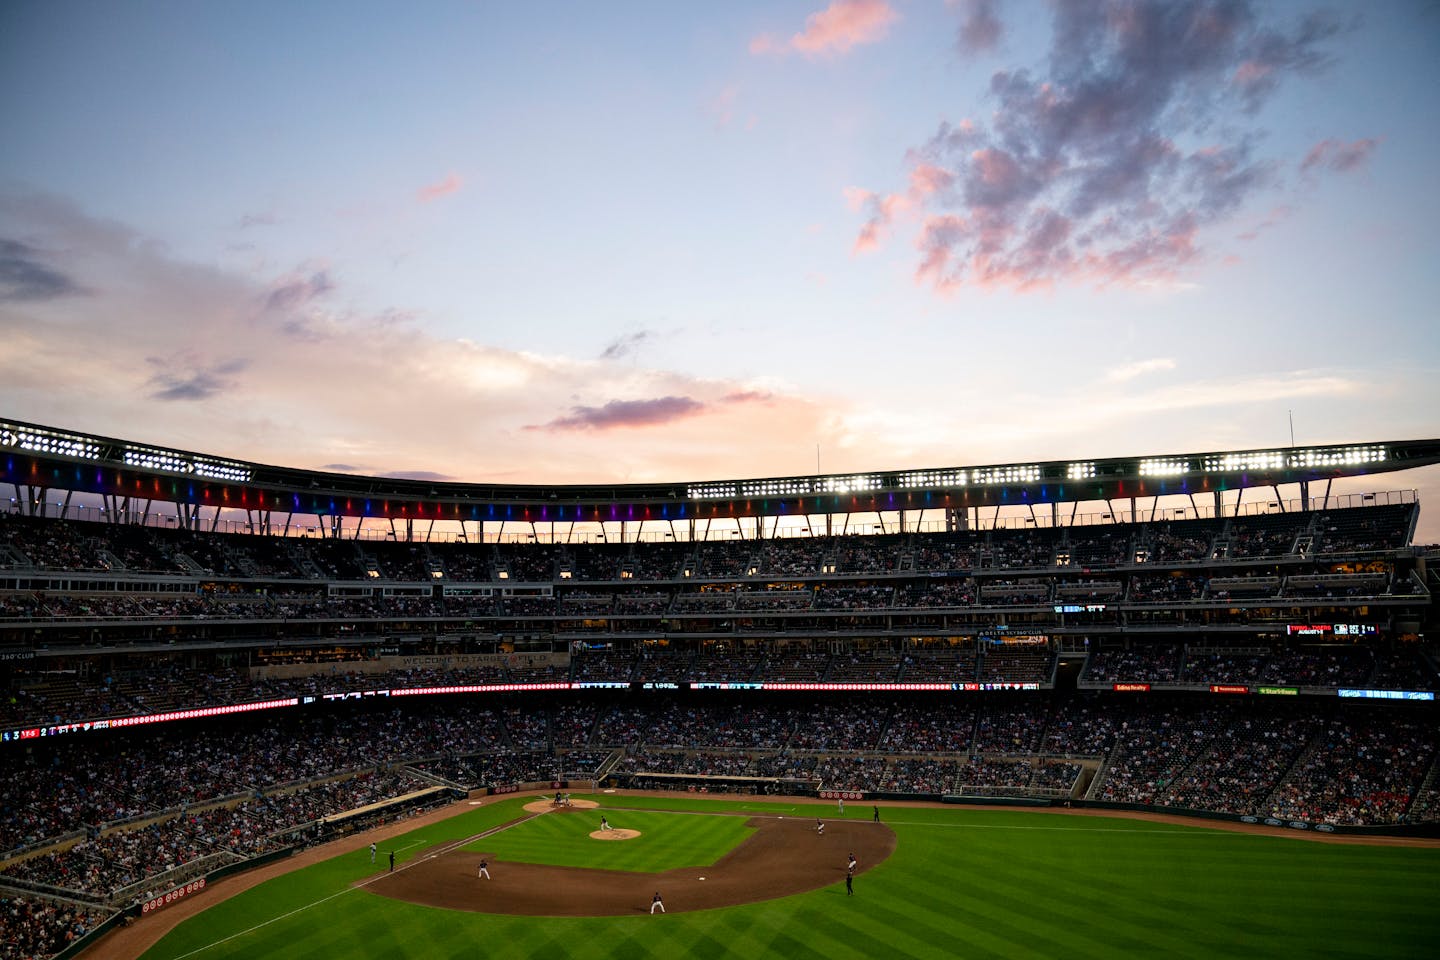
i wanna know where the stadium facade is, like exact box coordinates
[1,419,1438,957]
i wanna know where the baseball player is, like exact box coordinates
[601,816,611,832]
[847,853,857,875]
[873,804,880,823]
[838,797,845,815]
[369,842,376,864]
[478,858,491,879]
[651,891,665,914]
[816,817,825,836]
[388,851,395,872]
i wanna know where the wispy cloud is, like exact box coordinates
[0,192,843,482]
[145,354,249,402]
[377,470,456,482]
[264,269,334,312]
[527,396,708,432]
[600,330,654,361]
[750,0,898,57]
[1104,357,1176,383]
[705,84,756,131]
[852,0,1349,292]
[0,238,87,302]
[1300,138,1379,174]
[417,173,464,203]
[1235,205,1293,242]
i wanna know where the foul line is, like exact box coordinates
[168,813,542,960]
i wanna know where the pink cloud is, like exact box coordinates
[915,215,969,289]
[851,191,909,254]
[751,0,898,57]
[1236,204,1292,242]
[1300,138,1379,174]
[1233,60,1274,88]
[417,173,464,203]
[842,186,871,212]
[909,163,954,197]
[851,162,956,254]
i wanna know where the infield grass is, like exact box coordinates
[139,795,1440,960]
[463,807,754,872]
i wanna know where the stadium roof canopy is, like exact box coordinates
[3,418,1439,527]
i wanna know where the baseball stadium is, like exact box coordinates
[1,420,1438,959]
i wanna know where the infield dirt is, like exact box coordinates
[368,805,896,916]
[79,789,1440,960]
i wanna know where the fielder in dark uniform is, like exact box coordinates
[651,891,665,914]
[388,851,395,872]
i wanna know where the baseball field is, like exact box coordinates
[124,793,1438,960]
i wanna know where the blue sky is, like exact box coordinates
[2,1,1437,538]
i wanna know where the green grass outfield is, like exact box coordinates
[140,795,1439,960]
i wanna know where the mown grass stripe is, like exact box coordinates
[140,804,1440,960]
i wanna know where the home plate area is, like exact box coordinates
[367,813,895,916]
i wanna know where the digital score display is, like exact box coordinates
[1338,689,1434,701]
[3,698,298,744]
[1287,624,1378,637]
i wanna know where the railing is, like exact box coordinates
[954,784,1072,799]
[0,872,106,905]
[1,827,85,864]
[1,489,1418,542]
[110,850,240,907]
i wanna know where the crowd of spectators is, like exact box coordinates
[0,703,522,854]
[1265,714,1437,825]
[409,752,554,789]
[0,768,429,901]
[1082,644,1183,683]
[0,896,109,960]
[2,503,1415,594]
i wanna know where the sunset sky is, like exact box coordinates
[2,1,1438,539]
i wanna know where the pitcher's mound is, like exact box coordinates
[588,829,641,841]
